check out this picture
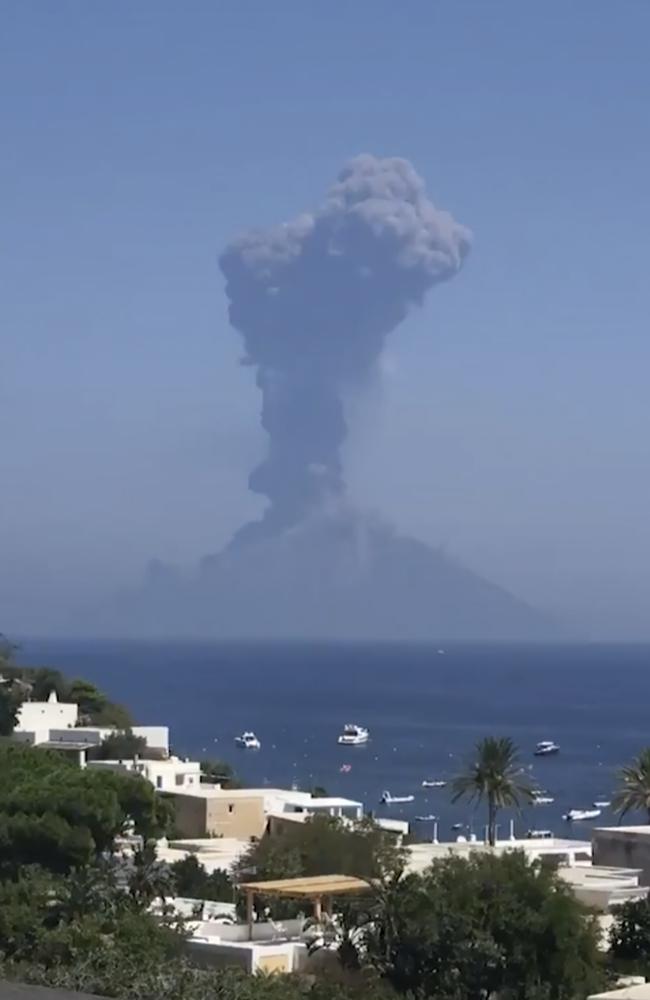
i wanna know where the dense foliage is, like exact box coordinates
[234,814,405,885]
[200,758,241,788]
[91,729,148,761]
[0,743,172,872]
[610,893,650,972]
[170,854,233,901]
[363,850,604,1000]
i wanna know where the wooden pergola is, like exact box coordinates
[238,874,370,940]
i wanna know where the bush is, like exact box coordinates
[0,743,171,872]
[365,850,604,1000]
[170,855,233,902]
[610,894,650,972]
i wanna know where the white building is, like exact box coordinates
[47,725,169,754]
[14,690,78,743]
[13,689,169,755]
[87,756,201,792]
[407,832,593,874]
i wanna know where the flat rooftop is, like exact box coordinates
[299,797,362,809]
[38,741,93,751]
[589,986,650,999]
[559,865,643,888]
[595,826,650,836]
[407,837,591,872]
[167,786,361,807]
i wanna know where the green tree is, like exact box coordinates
[364,850,603,1000]
[614,749,650,822]
[235,815,405,884]
[67,678,133,728]
[452,736,533,846]
[128,844,174,908]
[0,685,20,736]
[91,730,148,761]
[234,816,405,921]
[29,667,68,701]
[199,758,241,788]
[170,854,233,901]
[0,743,171,873]
[610,894,650,972]
[0,862,184,974]
[0,633,18,671]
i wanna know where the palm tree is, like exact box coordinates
[452,736,533,846]
[613,748,650,822]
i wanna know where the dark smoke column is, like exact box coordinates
[219,154,471,547]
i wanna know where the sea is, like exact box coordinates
[17,639,650,842]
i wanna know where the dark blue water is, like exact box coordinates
[18,640,650,841]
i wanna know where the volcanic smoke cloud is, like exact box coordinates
[219,154,471,546]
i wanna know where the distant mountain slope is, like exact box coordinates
[114,509,555,640]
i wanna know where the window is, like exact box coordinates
[175,774,184,786]
[156,776,163,789]
[228,804,234,814]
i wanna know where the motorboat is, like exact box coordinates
[531,790,555,805]
[415,814,438,822]
[451,822,464,831]
[527,829,553,839]
[380,790,415,805]
[234,731,261,750]
[338,724,369,746]
[563,808,601,822]
[593,800,611,809]
[422,779,447,788]
[534,741,560,756]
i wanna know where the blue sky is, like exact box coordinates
[2,1,650,636]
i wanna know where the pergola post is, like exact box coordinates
[313,895,322,920]
[246,889,254,940]
[323,895,333,916]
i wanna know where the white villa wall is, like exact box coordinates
[186,937,307,974]
[87,756,201,792]
[46,724,169,752]
[132,726,169,751]
[15,696,78,734]
[191,919,305,943]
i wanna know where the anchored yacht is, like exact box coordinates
[234,731,261,750]
[337,724,369,746]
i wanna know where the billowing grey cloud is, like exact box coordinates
[219,154,471,545]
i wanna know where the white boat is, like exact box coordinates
[380,790,415,805]
[534,741,560,756]
[527,829,553,839]
[563,808,601,822]
[422,779,447,788]
[337,723,369,746]
[415,814,437,822]
[593,800,611,809]
[234,731,261,750]
[531,793,555,805]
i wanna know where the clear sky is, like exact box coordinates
[2,1,650,638]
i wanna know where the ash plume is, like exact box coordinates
[219,154,471,546]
